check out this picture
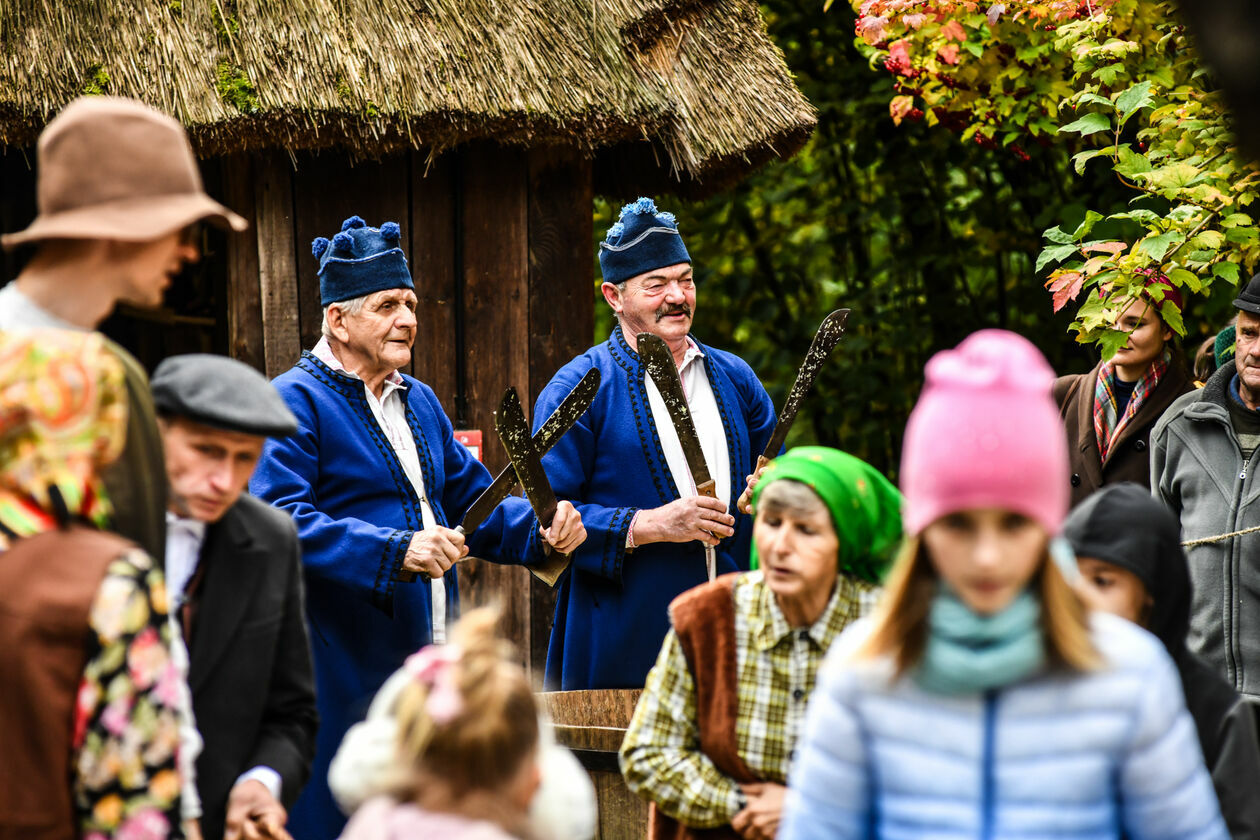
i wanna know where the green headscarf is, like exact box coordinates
[749,446,903,583]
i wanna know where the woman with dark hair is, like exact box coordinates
[1054,279,1194,505]
[781,330,1225,840]
[1065,482,1260,839]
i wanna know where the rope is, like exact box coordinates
[1182,525,1260,548]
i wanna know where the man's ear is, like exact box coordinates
[600,282,623,315]
[326,305,351,343]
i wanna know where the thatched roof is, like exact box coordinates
[0,0,815,195]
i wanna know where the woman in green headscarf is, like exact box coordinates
[620,446,902,840]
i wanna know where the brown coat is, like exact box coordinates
[650,574,757,840]
[0,526,133,840]
[1054,360,1194,507]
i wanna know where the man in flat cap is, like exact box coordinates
[0,95,248,566]
[153,355,317,840]
[250,215,587,840]
[532,197,774,692]
[1154,272,1260,703]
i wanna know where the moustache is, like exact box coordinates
[656,304,692,321]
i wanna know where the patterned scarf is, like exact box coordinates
[1093,349,1169,463]
[0,330,127,549]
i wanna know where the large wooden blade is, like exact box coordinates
[637,333,717,498]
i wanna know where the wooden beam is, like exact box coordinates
[526,146,594,675]
[410,151,458,414]
[457,141,532,668]
[221,153,265,372]
[254,152,301,378]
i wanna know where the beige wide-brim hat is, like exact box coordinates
[2,96,247,249]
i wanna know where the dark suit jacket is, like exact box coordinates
[1053,360,1194,507]
[187,494,318,840]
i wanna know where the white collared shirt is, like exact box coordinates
[312,338,446,643]
[644,337,731,507]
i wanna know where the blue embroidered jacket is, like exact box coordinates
[250,352,541,840]
[535,327,776,690]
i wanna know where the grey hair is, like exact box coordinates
[321,295,369,338]
[756,478,828,523]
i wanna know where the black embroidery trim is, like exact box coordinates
[298,353,422,610]
[610,326,676,505]
[603,506,635,581]
[702,348,746,549]
[376,529,413,616]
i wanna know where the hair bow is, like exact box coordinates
[405,645,464,723]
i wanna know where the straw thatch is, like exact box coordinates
[0,0,814,194]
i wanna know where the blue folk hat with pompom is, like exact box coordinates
[311,216,414,305]
[598,197,691,286]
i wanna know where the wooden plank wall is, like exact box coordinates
[225,144,594,675]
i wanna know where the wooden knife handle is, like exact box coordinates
[696,479,719,499]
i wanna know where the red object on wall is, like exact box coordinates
[454,429,483,462]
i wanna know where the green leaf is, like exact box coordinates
[1227,226,1259,244]
[1166,267,1202,294]
[1110,209,1161,224]
[1213,262,1241,283]
[1114,145,1153,179]
[1043,225,1074,245]
[1059,112,1112,136]
[1072,92,1114,109]
[1134,231,1180,262]
[1138,163,1204,192]
[1160,300,1186,336]
[1073,149,1107,175]
[1099,329,1130,361]
[1223,214,1254,228]
[1114,81,1154,125]
[1072,211,1104,241]
[1036,243,1078,272]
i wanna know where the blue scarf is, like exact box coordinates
[916,587,1045,695]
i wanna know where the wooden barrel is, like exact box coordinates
[539,689,648,839]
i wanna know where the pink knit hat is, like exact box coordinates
[900,329,1069,535]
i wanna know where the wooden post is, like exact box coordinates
[250,153,302,378]
[457,141,534,663]
[410,152,459,413]
[222,154,265,373]
[526,147,594,676]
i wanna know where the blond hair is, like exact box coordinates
[392,608,539,798]
[858,537,1101,678]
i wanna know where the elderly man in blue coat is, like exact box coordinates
[250,216,586,840]
[534,198,776,691]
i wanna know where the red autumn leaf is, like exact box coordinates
[941,19,968,41]
[890,95,915,125]
[1082,241,1126,255]
[1046,271,1085,312]
[938,43,961,64]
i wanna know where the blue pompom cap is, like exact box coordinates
[341,215,367,231]
[599,195,690,284]
[311,237,330,259]
[332,231,355,252]
[380,221,400,241]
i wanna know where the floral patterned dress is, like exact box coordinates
[73,547,184,840]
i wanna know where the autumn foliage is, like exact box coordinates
[850,0,1260,356]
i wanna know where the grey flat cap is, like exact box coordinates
[152,354,297,438]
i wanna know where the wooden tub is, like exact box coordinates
[539,689,648,839]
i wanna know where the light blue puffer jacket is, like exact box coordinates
[781,612,1228,840]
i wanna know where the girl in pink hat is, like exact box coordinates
[780,330,1226,840]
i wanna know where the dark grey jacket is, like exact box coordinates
[1152,365,1260,697]
[1065,483,1260,839]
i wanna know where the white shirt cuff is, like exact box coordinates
[235,766,283,801]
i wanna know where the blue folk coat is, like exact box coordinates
[250,352,542,840]
[535,327,775,690]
